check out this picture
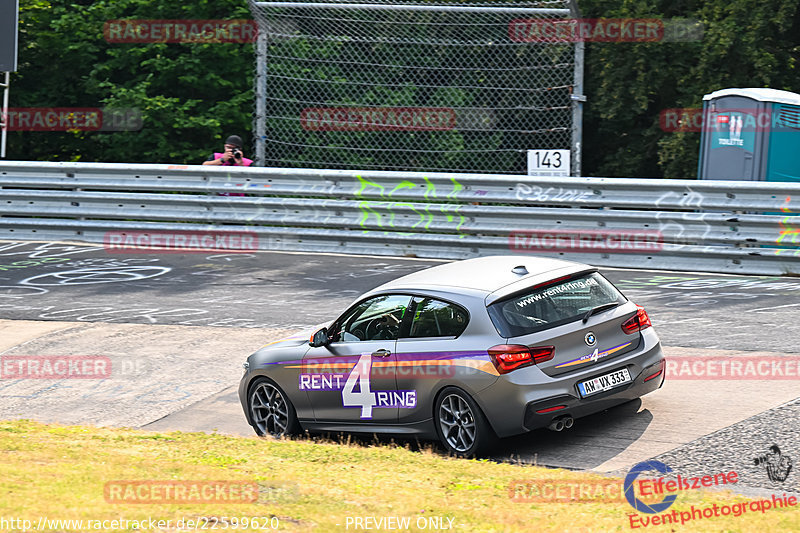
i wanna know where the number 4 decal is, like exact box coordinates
[342,353,377,419]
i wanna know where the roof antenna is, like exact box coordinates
[512,265,528,275]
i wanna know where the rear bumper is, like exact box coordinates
[476,330,665,438]
[237,373,252,427]
[521,356,664,432]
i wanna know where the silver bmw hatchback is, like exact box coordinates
[238,255,665,457]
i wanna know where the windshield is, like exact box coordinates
[487,272,626,338]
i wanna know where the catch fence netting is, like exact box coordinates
[249,0,580,173]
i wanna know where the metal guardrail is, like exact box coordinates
[0,161,798,275]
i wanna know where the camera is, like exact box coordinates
[233,149,243,159]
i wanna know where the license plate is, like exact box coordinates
[578,368,631,398]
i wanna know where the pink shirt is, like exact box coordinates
[213,152,253,167]
[212,153,252,196]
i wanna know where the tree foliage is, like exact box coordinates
[10,0,254,164]
[7,0,800,177]
[580,0,800,178]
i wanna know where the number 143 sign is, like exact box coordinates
[527,149,570,177]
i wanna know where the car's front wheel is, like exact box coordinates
[248,378,300,437]
[434,387,497,457]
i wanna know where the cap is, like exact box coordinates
[225,135,243,149]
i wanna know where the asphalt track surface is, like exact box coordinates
[0,240,798,495]
[1,240,799,352]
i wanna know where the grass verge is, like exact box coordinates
[0,420,798,532]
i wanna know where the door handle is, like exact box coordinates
[372,349,392,358]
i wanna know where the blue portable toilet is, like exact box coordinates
[698,88,800,182]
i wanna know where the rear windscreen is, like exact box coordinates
[487,272,626,338]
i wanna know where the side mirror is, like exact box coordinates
[309,327,330,347]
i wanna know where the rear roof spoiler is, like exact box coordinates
[484,266,598,307]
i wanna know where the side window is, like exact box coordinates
[407,297,468,338]
[330,294,411,342]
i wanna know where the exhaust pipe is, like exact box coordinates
[547,416,574,432]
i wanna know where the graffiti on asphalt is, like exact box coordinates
[0,286,51,298]
[0,301,303,328]
[614,275,800,292]
[613,275,800,308]
[0,257,71,271]
[0,241,100,259]
[20,265,171,286]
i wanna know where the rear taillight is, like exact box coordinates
[488,344,554,374]
[644,360,665,382]
[621,305,652,335]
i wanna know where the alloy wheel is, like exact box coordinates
[438,393,476,453]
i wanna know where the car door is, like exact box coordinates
[394,295,477,425]
[303,294,412,423]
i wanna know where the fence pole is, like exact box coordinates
[254,27,268,166]
[1,72,9,159]
[569,0,584,177]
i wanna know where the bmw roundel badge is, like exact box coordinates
[585,332,597,347]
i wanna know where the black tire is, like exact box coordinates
[248,377,300,437]
[434,386,497,458]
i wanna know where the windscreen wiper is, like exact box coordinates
[582,302,620,324]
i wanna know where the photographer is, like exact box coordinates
[202,135,253,167]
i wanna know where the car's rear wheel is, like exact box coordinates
[434,387,496,458]
[248,378,300,437]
